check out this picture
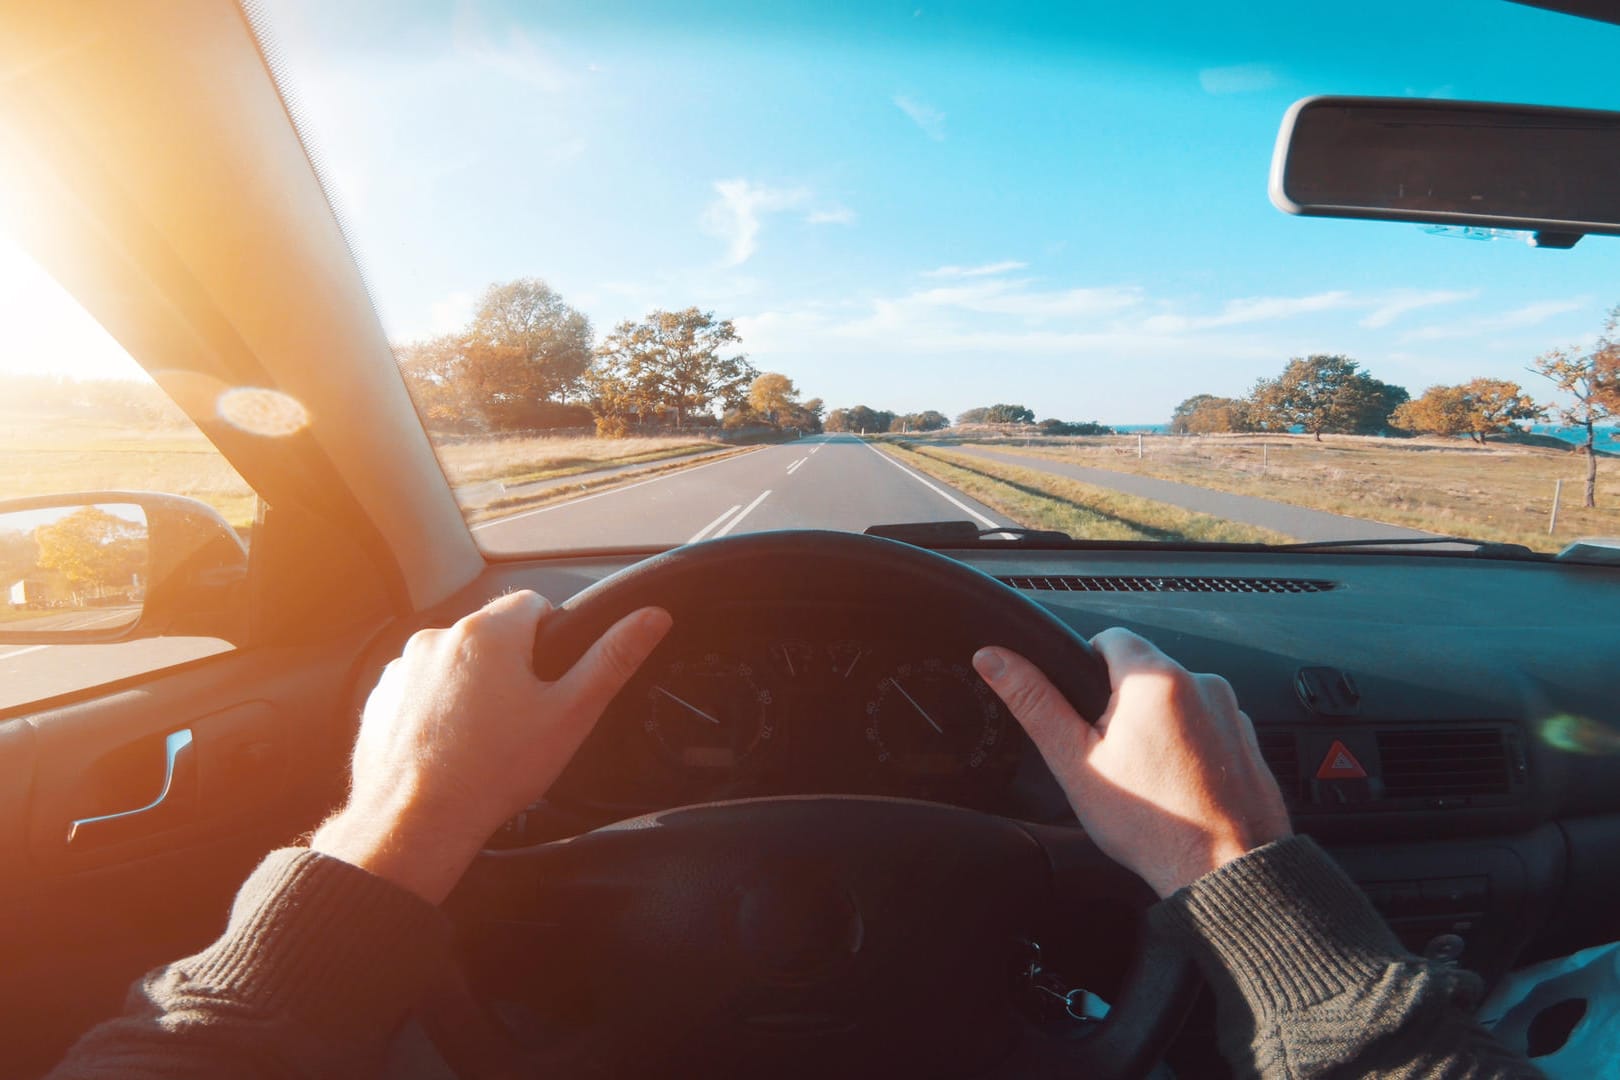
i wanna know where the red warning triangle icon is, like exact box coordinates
[1315,740,1368,780]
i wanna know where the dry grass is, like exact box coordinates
[949,432,1620,552]
[0,417,259,527]
[0,408,724,532]
[883,443,1289,544]
[432,434,721,488]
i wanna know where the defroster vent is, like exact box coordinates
[998,576,1337,594]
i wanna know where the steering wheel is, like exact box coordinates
[428,530,1197,1079]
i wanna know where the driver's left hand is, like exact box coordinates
[312,590,672,903]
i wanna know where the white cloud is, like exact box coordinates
[451,10,570,92]
[428,290,476,335]
[806,204,856,225]
[700,179,812,265]
[1403,298,1588,342]
[1140,291,1356,333]
[1198,63,1278,95]
[923,260,1028,278]
[893,95,947,141]
[1359,289,1475,329]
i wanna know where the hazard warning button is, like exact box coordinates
[1315,740,1368,780]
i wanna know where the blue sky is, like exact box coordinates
[6,0,1620,425]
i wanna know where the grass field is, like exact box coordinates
[939,432,1620,552]
[0,409,729,530]
[882,443,1289,544]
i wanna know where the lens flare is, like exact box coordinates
[1537,714,1620,755]
[215,386,311,437]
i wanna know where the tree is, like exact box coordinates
[34,507,146,596]
[1461,377,1543,443]
[1391,385,1474,439]
[462,279,593,427]
[824,405,895,434]
[893,410,949,432]
[593,308,756,429]
[983,403,1035,425]
[1249,355,1408,440]
[1170,394,1255,434]
[956,407,989,425]
[1037,418,1114,436]
[0,528,37,591]
[748,373,795,425]
[1392,379,1542,444]
[1532,305,1620,508]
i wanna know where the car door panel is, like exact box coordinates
[0,634,379,1078]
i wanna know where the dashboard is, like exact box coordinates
[396,542,1620,990]
[541,610,1065,821]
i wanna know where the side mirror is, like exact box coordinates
[0,492,248,646]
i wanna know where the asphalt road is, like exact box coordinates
[473,434,1015,553]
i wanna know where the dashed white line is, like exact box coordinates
[471,450,756,531]
[687,503,742,544]
[786,457,807,475]
[715,489,771,537]
[810,446,821,454]
[861,441,1003,529]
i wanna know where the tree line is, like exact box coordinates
[394,278,823,438]
[1170,304,1620,507]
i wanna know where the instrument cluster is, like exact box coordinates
[545,627,1036,817]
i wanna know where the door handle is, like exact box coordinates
[66,728,193,845]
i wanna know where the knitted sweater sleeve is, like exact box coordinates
[44,848,453,1079]
[1149,836,1543,1079]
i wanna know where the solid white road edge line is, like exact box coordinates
[861,440,1003,529]
[472,450,755,531]
[715,489,771,537]
[688,503,742,544]
[0,644,51,662]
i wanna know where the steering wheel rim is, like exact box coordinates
[431,531,1196,1078]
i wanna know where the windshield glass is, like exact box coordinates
[261,0,1620,554]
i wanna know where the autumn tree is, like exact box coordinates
[1532,306,1620,507]
[34,507,146,596]
[1170,394,1255,434]
[1393,379,1541,444]
[395,278,593,433]
[1249,355,1408,439]
[593,308,756,430]
[0,528,37,592]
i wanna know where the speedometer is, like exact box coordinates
[863,658,1006,777]
[644,652,776,773]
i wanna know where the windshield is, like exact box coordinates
[260,0,1620,554]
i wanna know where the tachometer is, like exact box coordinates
[644,653,775,773]
[863,658,1006,776]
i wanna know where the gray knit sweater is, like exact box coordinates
[45,836,1539,1078]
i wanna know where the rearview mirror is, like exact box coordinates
[1271,96,1620,248]
[0,493,248,645]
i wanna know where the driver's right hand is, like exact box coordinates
[973,628,1292,898]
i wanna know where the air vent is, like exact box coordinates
[1257,730,1301,802]
[1376,728,1513,800]
[998,575,1337,594]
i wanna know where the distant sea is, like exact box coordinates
[1113,423,1619,447]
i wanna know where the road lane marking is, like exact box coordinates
[810,446,821,454]
[472,450,757,531]
[688,503,742,544]
[0,644,49,662]
[786,457,807,474]
[861,441,1002,529]
[716,489,771,537]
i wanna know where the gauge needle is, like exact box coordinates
[889,678,944,735]
[655,686,722,726]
